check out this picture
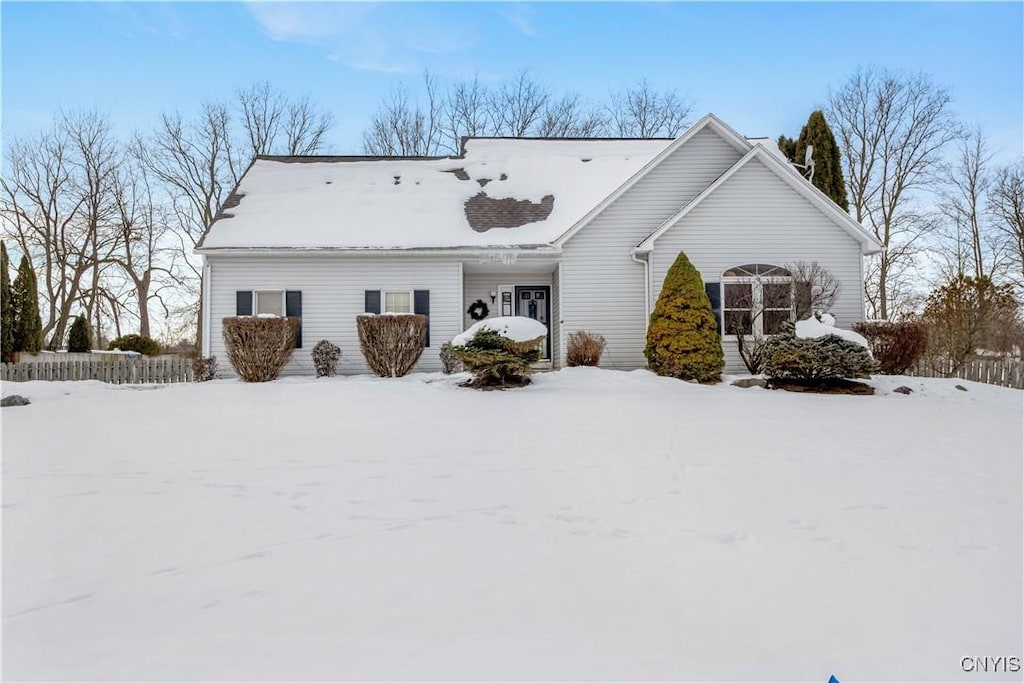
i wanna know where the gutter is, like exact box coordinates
[202,258,212,357]
[631,250,651,328]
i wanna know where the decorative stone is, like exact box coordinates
[732,377,768,389]
[893,386,913,395]
[955,384,968,392]
[1,395,31,407]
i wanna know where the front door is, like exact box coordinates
[514,286,550,360]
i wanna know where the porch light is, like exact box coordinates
[489,291,497,303]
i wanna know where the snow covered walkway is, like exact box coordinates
[2,369,1021,680]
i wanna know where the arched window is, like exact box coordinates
[720,264,808,336]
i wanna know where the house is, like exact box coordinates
[195,114,883,376]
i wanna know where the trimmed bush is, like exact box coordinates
[449,328,543,388]
[645,251,724,383]
[108,334,162,356]
[852,320,929,375]
[312,340,342,378]
[192,356,218,382]
[439,342,462,374]
[764,322,876,381]
[67,315,93,352]
[566,330,606,367]
[222,316,299,382]
[356,314,426,378]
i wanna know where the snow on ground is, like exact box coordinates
[2,370,1021,681]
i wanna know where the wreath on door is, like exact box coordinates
[468,299,490,321]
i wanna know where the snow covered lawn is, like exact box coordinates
[2,369,1021,680]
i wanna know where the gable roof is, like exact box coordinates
[551,113,753,247]
[634,144,884,254]
[196,138,670,251]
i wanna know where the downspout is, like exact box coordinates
[202,257,212,357]
[631,250,651,328]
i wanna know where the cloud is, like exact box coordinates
[245,2,476,74]
[496,4,537,38]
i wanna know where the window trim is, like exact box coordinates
[719,267,795,338]
[382,289,415,314]
[254,290,286,317]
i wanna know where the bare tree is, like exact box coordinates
[606,79,693,138]
[238,81,333,156]
[788,261,842,320]
[441,76,491,153]
[989,159,1024,291]
[937,127,1004,280]
[827,67,959,319]
[487,69,550,137]
[363,72,443,156]
[535,93,606,138]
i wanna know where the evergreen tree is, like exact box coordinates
[12,256,43,353]
[68,315,93,353]
[794,110,849,210]
[644,251,724,382]
[0,242,14,362]
[776,134,797,162]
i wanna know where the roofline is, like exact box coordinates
[195,245,563,256]
[194,156,258,251]
[633,145,884,254]
[551,113,754,247]
[458,134,675,156]
[254,154,454,162]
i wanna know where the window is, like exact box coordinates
[384,290,412,314]
[255,290,284,317]
[720,264,795,337]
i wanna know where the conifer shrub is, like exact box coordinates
[1,242,14,362]
[67,315,93,353]
[312,340,342,378]
[108,334,162,356]
[223,316,299,382]
[851,320,929,375]
[645,252,724,382]
[439,342,462,374]
[356,314,426,378]
[11,255,43,354]
[192,356,218,382]
[566,330,606,367]
[449,328,543,388]
[764,322,876,382]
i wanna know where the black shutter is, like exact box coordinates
[414,290,430,347]
[704,282,722,334]
[286,291,302,348]
[365,290,381,314]
[236,291,253,316]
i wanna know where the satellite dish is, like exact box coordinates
[804,145,814,166]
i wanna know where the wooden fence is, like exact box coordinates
[907,357,1024,389]
[1,356,193,384]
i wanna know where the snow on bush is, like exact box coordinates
[356,314,426,378]
[794,313,870,349]
[311,340,342,378]
[451,316,548,347]
[222,316,299,382]
[765,320,877,382]
[449,318,545,388]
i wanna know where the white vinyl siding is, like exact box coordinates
[559,127,744,369]
[649,157,864,372]
[208,255,461,376]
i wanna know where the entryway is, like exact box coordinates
[515,285,551,360]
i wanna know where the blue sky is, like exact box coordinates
[2,2,1022,161]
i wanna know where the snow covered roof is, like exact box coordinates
[197,138,671,251]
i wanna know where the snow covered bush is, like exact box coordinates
[439,342,462,374]
[644,252,723,383]
[449,316,546,388]
[566,330,606,367]
[192,356,217,382]
[852,320,929,375]
[311,340,342,378]
[764,318,876,382]
[222,316,299,382]
[356,314,426,378]
[108,334,161,356]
